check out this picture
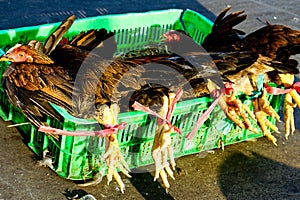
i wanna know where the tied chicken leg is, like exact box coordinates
[270,73,300,139]
[131,84,182,191]
[152,93,176,191]
[95,104,131,193]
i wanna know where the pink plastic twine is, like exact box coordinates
[185,82,233,140]
[265,82,300,95]
[132,88,183,134]
[38,122,127,138]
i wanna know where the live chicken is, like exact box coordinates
[163,6,300,143]
[0,15,133,192]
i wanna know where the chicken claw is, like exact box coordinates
[224,91,258,133]
[284,89,300,139]
[207,80,258,134]
[277,74,300,139]
[96,104,131,193]
[252,90,280,145]
[152,124,175,191]
[132,90,182,191]
[257,88,281,122]
[102,134,131,193]
[283,92,296,139]
[151,94,178,192]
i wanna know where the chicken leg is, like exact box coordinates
[276,74,300,139]
[131,88,182,191]
[152,94,177,192]
[95,104,131,193]
[252,89,280,145]
[206,80,258,134]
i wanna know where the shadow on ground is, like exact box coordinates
[218,151,300,200]
[130,172,175,200]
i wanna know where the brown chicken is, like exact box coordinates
[0,15,135,192]
[207,7,300,141]
[142,7,300,188]
[163,6,300,143]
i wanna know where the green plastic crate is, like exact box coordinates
[0,9,281,180]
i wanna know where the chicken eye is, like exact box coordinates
[18,52,25,57]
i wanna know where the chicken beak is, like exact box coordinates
[0,54,13,62]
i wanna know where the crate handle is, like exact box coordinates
[179,9,187,32]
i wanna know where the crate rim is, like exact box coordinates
[0,9,186,33]
[50,96,213,124]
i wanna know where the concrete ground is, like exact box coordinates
[0,0,300,199]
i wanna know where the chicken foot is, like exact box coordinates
[131,89,182,191]
[284,89,300,139]
[282,75,300,139]
[152,94,177,192]
[102,134,131,193]
[207,80,258,134]
[152,124,176,191]
[95,104,131,193]
[283,92,296,139]
[252,88,280,145]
